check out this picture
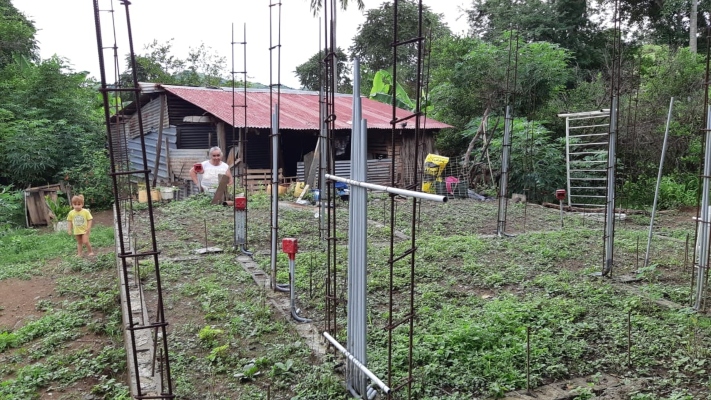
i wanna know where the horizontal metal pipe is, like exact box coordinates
[325,174,446,203]
[322,332,390,394]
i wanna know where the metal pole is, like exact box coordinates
[565,116,572,207]
[644,97,674,267]
[603,96,619,276]
[694,105,711,310]
[346,58,368,397]
[289,256,310,322]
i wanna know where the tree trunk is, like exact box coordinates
[690,0,698,53]
[462,107,490,170]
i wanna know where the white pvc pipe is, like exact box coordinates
[325,174,446,203]
[322,332,390,394]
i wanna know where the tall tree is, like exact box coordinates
[122,40,227,87]
[349,0,451,95]
[294,47,352,92]
[429,35,572,131]
[181,43,228,87]
[0,56,104,186]
[0,0,38,68]
[466,0,606,70]
[121,39,184,85]
[611,0,710,49]
[309,0,364,15]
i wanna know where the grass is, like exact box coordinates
[2,192,711,399]
[0,225,128,399]
[0,226,114,279]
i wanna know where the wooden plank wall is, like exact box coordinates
[401,134,435,189]
[169,149,209,181]
[369,132,402,185]
[25,184,61,226]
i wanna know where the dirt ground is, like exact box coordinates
[0,209,115,331]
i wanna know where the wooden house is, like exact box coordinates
[110,83,452,192]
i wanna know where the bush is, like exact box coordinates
[0,185,25,233]
[45,194,72,221]
[60,148,114,210]
[622,174,698,210]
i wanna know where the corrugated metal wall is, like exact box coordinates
[167,94,206,126]
[127,127,178,184]
[245,131,270,169]
[296,159,392,186]
[177,124,215,148]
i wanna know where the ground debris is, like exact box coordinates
[499,374,652,400]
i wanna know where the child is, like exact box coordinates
[67,195,94,257]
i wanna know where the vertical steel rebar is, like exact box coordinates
[627,309,632,367]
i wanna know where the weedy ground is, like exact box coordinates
[1,192,710,399]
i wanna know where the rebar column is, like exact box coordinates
[497,105,513,236]
[603,96,619,276]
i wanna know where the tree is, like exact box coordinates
[121,39,184,85]
[121,39,227,87]
[294,47,352,92]
[614,0,711,49]
[309,0,364,15]
[429,35,572,132]
[466,0,606,70]
[181,42,228,87]
[349,0,451,95]
[0,0,38,68]
[0,56,104,186]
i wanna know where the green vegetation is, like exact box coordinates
[0,228,128,399]
[3,189,711,398]
[0,226,114,271]
[132,194,710,398]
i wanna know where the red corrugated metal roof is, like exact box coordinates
[160,85,452,130]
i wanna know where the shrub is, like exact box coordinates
[0,185,25,233]
[60,148,113,210]
[622,174,697,210]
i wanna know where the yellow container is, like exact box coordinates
[138,189,161,203]
[267,184,288,195]
[293,182,306,197]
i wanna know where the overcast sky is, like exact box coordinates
[12,0,470,89]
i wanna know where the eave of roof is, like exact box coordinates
[159,84,453,130]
